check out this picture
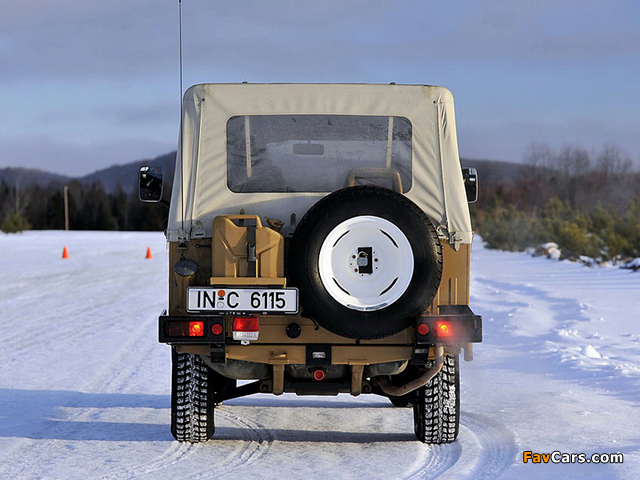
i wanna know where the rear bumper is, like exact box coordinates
[158,306,482,397]
[158,305,482,352]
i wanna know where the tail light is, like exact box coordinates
[415,306,482,344]
[233,316,259,343]
[188,321,205,337]
[416,319,454,341]
[159,314,226,344]
[166,320,205,337]
[435,321,453,338]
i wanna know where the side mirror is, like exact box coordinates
[139,166,164,203]
[462,167,478,203]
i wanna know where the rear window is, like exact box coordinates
[226,115,412,193]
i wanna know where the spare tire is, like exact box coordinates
[289,186,442,340]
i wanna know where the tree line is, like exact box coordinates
[2,143,639,264]
[472,143,640,263]
[0,179,168,233]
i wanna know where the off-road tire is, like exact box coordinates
[289,186,442,340]
[171,349,216,443]
[413,354,460,444]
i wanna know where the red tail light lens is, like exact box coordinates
[189,321,205,337]
[435,321,453,337]
[166,320,206,338]
[233,317,259,331]
[233,316,259,342]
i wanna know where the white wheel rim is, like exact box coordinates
[318,215,414,311]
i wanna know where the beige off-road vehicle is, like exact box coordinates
[140,83,482,444]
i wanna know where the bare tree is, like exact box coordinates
[596,143,632,175]
[557,145,590,177]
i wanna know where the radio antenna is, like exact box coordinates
[178,0,186,243]
[179,0,184,103]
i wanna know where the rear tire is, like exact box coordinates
[171,349,216,443]
[413,354,460,444]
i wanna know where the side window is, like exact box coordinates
[226,115,412,193]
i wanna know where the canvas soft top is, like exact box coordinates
[167,83,473,245]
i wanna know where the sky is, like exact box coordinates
[1,0,639,177]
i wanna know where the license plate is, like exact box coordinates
[187,287,298,314]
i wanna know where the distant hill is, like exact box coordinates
[79,152,176,193]
[1,153,521,193]
[0,152,176,193]
[460,158,527,184]
[0,167,70,189]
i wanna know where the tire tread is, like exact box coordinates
[413,354,460,444]
[171,350,215,443]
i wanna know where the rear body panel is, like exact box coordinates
[159,83,481,400]
[165,236,478,371]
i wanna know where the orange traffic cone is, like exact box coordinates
[145,247,153,259]
[62,246,69,259]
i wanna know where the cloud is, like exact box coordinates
[0,1,176,83]
[458,114,640,165]
[4,0,638,86]
[92,102,177,128]
[1,0,639,174]
[0,135,174,177]
[0,0,396,84]
[430,0,640,60]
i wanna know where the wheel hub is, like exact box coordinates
[354,247,374,274]
[318,215,415,311]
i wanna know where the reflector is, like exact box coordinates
[211,323,223,336]
[417,323,430,336]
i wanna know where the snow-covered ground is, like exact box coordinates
[0,231,638,479]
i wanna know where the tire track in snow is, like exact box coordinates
[76,315,273,479]
[1,270,165,357]
[95,409,273,480]
[97,442,197,480]
[402,443,462,480]
[83,306,162,395]
[175,409,275,480]
[1,293,131,355]
[402,412,517,480]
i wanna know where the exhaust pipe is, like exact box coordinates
[374,345,444,397]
